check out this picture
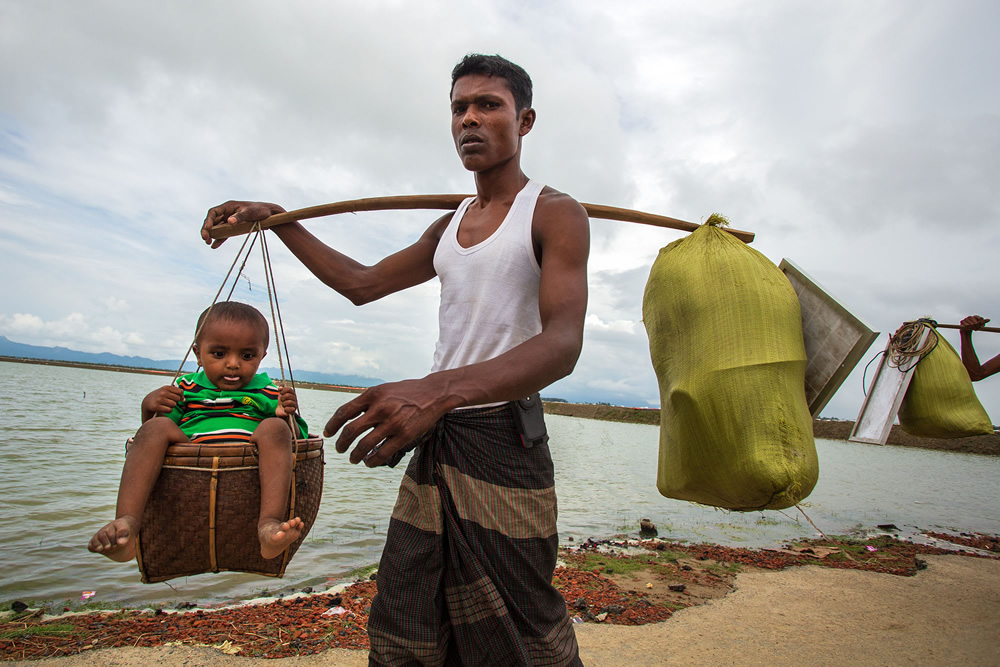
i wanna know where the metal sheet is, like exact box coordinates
[780,259,880,417]
[848,327,930,444]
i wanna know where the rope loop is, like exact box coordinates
[887,318,939,370]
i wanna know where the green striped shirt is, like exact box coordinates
[165,371,309,444]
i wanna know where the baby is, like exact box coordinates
[89,301,309,562]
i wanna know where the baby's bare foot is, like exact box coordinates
[259,517,304,560]
[88,516,140,562]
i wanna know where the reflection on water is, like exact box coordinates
[1,361,998,608]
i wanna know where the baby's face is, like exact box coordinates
[192,319,268,390]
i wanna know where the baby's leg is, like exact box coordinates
[253,418,303,559]
[89,418,189,562]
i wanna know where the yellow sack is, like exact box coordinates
[897,325,993,438]
[642,220,817,511]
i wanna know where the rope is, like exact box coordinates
[256,225,303,442]
[861,318,940,395]
[887,319,939,371]
[795,504,856,562]
[169,231,261,384]
[259,227,289,387]
[264,235,297,393]
[165,226,307,445]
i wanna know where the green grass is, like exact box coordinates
[0,624,78,639]
[660,600,690,612]
[651,549,687,564]
[72,599,128,612]
[346,563,378,581]
[572,553,648,576]
[2,597,142,618]
[572,548,689,577]
[703,561,743,575]
[784,533,911,563]
[2,600,43,612]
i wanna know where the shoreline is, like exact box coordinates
[0,356,371,393]
[4,356,997,455]
[3,533,997,663]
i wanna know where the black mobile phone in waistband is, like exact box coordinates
[513,392,548,448]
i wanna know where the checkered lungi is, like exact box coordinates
[367,403,581,666]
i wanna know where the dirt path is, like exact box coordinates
[574,554,1000,665]
[14,555,998,666]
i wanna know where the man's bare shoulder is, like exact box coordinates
[532,186,590,262]
[536,186,588,226]
[423,211,456,241]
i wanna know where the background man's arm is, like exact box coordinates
[327,192,590,465]
[960,315,1000,381]
[202,200,448,303]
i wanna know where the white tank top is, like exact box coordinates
[431,180,544,375]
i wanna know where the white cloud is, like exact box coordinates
[0,312,147,356]
[3,313,45,333]
[585,314,637,336]
[1,0,997,421]
[99,297,130,313]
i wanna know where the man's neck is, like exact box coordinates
[471,158,529,206]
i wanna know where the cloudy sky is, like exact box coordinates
[1,0,997,421]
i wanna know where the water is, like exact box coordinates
[1,360,998,609]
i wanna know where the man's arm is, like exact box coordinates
[202,200,449,304]
[326,190,590,465]
[960,315,1000,381]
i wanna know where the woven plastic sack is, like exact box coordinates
[642,221,817,511]
[897,328,993,438]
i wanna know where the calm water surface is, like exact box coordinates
[1,361,997,608]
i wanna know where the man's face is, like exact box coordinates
[192,318,267,391]
[451,74,533,172]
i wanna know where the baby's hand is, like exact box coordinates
[142,385,184,419]
[277,386,298,417]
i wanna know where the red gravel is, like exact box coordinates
[923,531,1000,553]
[0,583,374,661]
[553,568,675,626]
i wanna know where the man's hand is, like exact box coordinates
[202,201,286,249]
[141,386,184,421]
[276,386,298,418]
[324,380,451,467]
[960,315,990,331]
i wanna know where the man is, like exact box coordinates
[202,54,588,665]
[959,315,1000,381]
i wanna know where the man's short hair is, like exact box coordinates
[195,301,269,347]
[450,53,533,112]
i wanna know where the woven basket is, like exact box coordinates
[135,437,324,583]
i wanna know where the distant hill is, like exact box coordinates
[0,336,384,389]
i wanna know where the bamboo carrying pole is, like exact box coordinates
[935,323,1000,333]
[207,195,756,244]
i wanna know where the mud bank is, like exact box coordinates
[543,401,1000,456]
